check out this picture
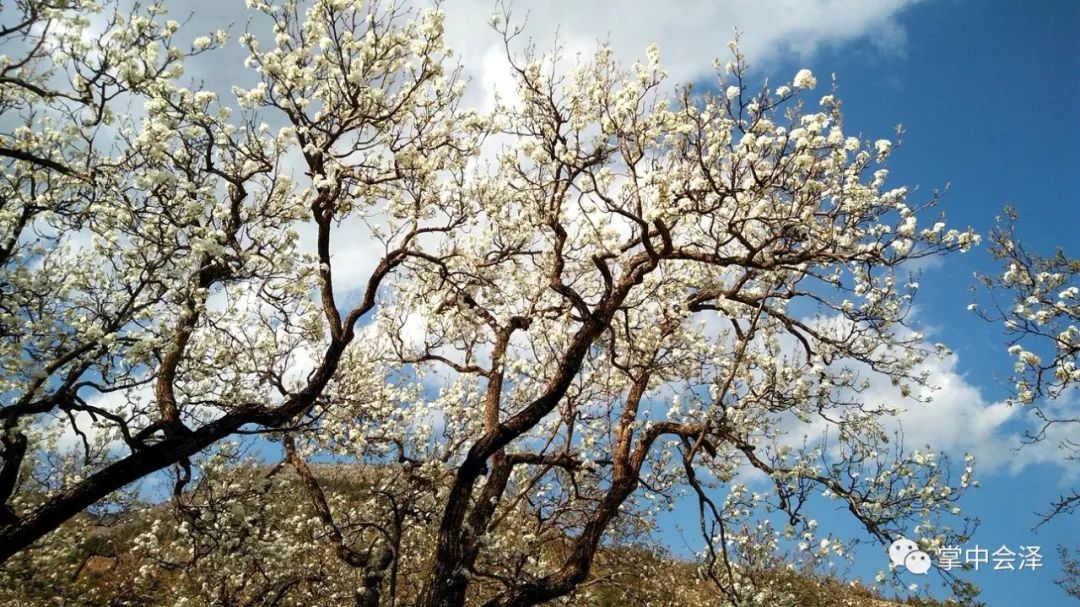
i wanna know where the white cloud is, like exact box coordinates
[879,353,1021,471]
[695,305,1073,482]
[799,342,1075,480]
[441,0,922,106]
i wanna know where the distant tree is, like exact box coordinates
[1059,546,1080,601]
[2,1,983,605]
[972,209,1079,601]
[973,208,1079,524]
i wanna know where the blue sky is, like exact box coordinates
[716,2,1079,604]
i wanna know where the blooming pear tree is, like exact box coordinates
[0,0,985,605]
[366,18,980,607]
[0,0,478,562]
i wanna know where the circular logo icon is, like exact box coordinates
[888,536,919,567]
[904,550,932,575]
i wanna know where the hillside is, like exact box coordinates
[0,464,961,607]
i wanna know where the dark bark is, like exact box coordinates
[416,317,606,607]
[0,431,27,526]
[0,336,353,562]
[419,250,661,607]
[479,477,638,607]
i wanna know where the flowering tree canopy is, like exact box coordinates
[1,1,983,605]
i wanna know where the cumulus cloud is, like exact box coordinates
[871,352,1021,472]
[690,303,1072,481]
[440,0,921,105]
[767,333,1075,480]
